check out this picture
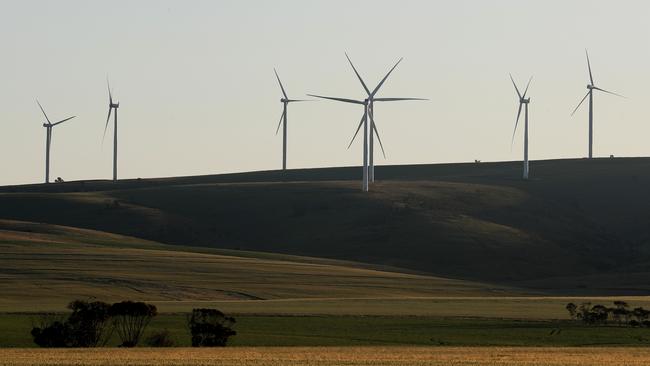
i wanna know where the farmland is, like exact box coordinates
[3,347,650,366]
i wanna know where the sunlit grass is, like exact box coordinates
[2,347,650,366]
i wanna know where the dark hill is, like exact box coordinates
[1,158,650,292]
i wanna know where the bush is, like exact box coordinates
[187,308,236,347]
[31,321,71,348]
[30,302,112,348]
[145,329,175,347]
[109,301,157,347]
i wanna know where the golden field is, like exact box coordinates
[2,347,650,366]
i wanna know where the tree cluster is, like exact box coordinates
[31,300,157,348]
[565,301,650,326]
[31,300,237,348]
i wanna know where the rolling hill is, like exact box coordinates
[0,219,512,312]
[1,158,650,294]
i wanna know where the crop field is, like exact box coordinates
[5,314,650,348]
[3,347,650,366]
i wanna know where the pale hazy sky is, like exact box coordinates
[2,0,649,185]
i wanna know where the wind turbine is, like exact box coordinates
[103,80,120,181]
[342,53,426,182]
[509,75,532,180]
[274,68,308,171]
[36,100,76,184]
[308,54,425,191]
[571,50,625,159]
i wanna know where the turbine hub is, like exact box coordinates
[281,98,287,103]
[587,84,594,90]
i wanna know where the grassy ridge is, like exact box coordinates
[1,158,650,290]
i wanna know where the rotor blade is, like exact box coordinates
[511,103,523,149]
[102,108,112,145]
[373,97,428,102]
[107,79,113,105]
[307,94,364,105]
[371,57,403,97]
[509,74,522,99]
[36,100,51,124]
[571,91,591,116]
[347,109,367,149]
[593,87,626,98]
[52,116,76,126]
[586,49,594,86]
[274,68,288,99]
[345,52,371,96]
[286,99,312,102]
[275,109,286,135]
[522,76,533,98]
[369,109,386,158]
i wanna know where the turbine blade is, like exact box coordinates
[102,108,112,144]
[348,109,367,149]
[345,52,371,96]
[369,109,386,158]
[371,57,403,97]
[593,87,626,98]
[373,97,428,102]
[571,91,591,116]
[274,68,288,99]
[286,99,312,102]
[509,74,522,99]
[511,103,523,149]
[275,109,286,135]
[522,76,533,98]
[586,49,594,86]
[52,116,76,126]
[307,94,364,105]
[107,79,113,105]
[36,100,51,124]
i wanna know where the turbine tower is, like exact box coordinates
[308,54,425,191]
[36,100,76,184]
[571,50,624,159]
[103,80,120,181]
[343,53,426,182]
[274,68,308,171]
[509,75,532,180]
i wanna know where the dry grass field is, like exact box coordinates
[2,347,650,366]
[0,219,514,312]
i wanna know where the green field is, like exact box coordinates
[4,314,650,348]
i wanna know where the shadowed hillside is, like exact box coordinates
[1,158,650,292]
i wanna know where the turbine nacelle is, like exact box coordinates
[587,84,595,90]
[280,98,288,103]
[521,97,531,104]
[42,123,50,128]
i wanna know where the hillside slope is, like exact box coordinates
[1,158,649,291]
[0,220,510,311]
